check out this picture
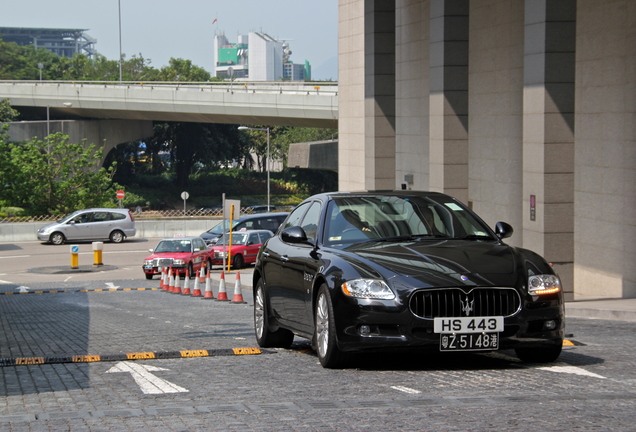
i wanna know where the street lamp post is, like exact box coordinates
[238,126,270,210]
[118,0,123,82]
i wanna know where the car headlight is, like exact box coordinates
[144,260,153,266]
[172,259,186,265]
[528,274,561,295]
[342,279,395,300]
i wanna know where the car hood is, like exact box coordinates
[144,252,193,260]
[338,240,518,287]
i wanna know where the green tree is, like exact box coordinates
[152,122,242,187]
[158,58,211,81]
[0,133,119,214]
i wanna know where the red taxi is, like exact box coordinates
[210,230,273,269]
[142,236,212,280]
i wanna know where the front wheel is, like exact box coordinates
[145,273,153,280]
[514,344,562,363]
[50,232,65,245]
[315,284,348,368]
[254,279,294,348]
[109,230,124,243]
[232,254,244,269]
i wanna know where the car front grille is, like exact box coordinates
[150,258,174,267]
[410,287,521,319]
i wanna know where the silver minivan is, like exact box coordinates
[37,208,136,245]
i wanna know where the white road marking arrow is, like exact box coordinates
[537,362,606,379]
[106,361,189,394]
[16,286,30,293]
[105,282,120,289]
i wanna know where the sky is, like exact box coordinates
[2,0,339,80]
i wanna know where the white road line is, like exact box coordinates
[391,385,422,394]
[0,255,30,259]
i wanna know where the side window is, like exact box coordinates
[283,203,311,230]
[300,202,321,242]
[248,233,260,245]
[73,213,92,224]
[259,232,273,243]
[111,212,125,221]
[93,212,109,222]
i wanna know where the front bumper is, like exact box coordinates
[331,294,564,353]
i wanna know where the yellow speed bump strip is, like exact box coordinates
[0,347,272,367]
[1,287,159,295]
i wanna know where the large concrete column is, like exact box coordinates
[429,0,469,204]
[364,0,396,190]
[338,0,366,191]
[522,0,576,298]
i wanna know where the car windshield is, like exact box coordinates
[207,220,240,235]
[154,240,192,253]
[323,195,493,247]
[58,211,82,223]
[215,233,248,246]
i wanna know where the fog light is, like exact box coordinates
[544,320,557,330]
[359,325,371,336]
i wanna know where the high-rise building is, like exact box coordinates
[0,27,97,58]
[214,32,310,81]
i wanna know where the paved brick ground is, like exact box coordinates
[1,280,635,431]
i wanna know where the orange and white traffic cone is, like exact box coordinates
[174,273,182,294]
[192,265,204,297]
[159,267,165,290]
[231,271,246,304]
[202,267,215,299]
[216,270,229,301]
[167,268,175,292]
[181,268,191,295]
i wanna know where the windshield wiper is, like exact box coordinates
[455,234,494,241]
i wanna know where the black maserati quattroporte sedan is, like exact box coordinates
[252,191,564,368]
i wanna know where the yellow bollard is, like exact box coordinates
[70,245,79,269]
[93,242,104,267]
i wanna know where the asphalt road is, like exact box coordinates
[1,239,635,431]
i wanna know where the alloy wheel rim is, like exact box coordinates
[316,294,329,357]
[255,288,264,338]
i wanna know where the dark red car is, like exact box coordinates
[210,229,273,269]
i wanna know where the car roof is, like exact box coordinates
[157,236,205,242]
[227,229,273,235]
[73,208,130,213]
[236,212,289,220]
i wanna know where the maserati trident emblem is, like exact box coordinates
[460,295,474,316]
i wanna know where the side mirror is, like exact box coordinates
[495,221,513,239]
[148,248,154,253]
[281,226,309,244]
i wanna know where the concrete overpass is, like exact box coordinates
[0,80,339,162]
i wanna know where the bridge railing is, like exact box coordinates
[0,80,338,96]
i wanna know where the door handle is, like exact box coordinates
[280,255,289,262]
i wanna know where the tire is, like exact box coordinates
[254,279,294,348]
[232,254,244,269]
[109,230,124,243]
[514,344,563,363]
[187,263,194,278]
[50,232,65,245]
[145,273,153,280]
[314,284,348,368]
